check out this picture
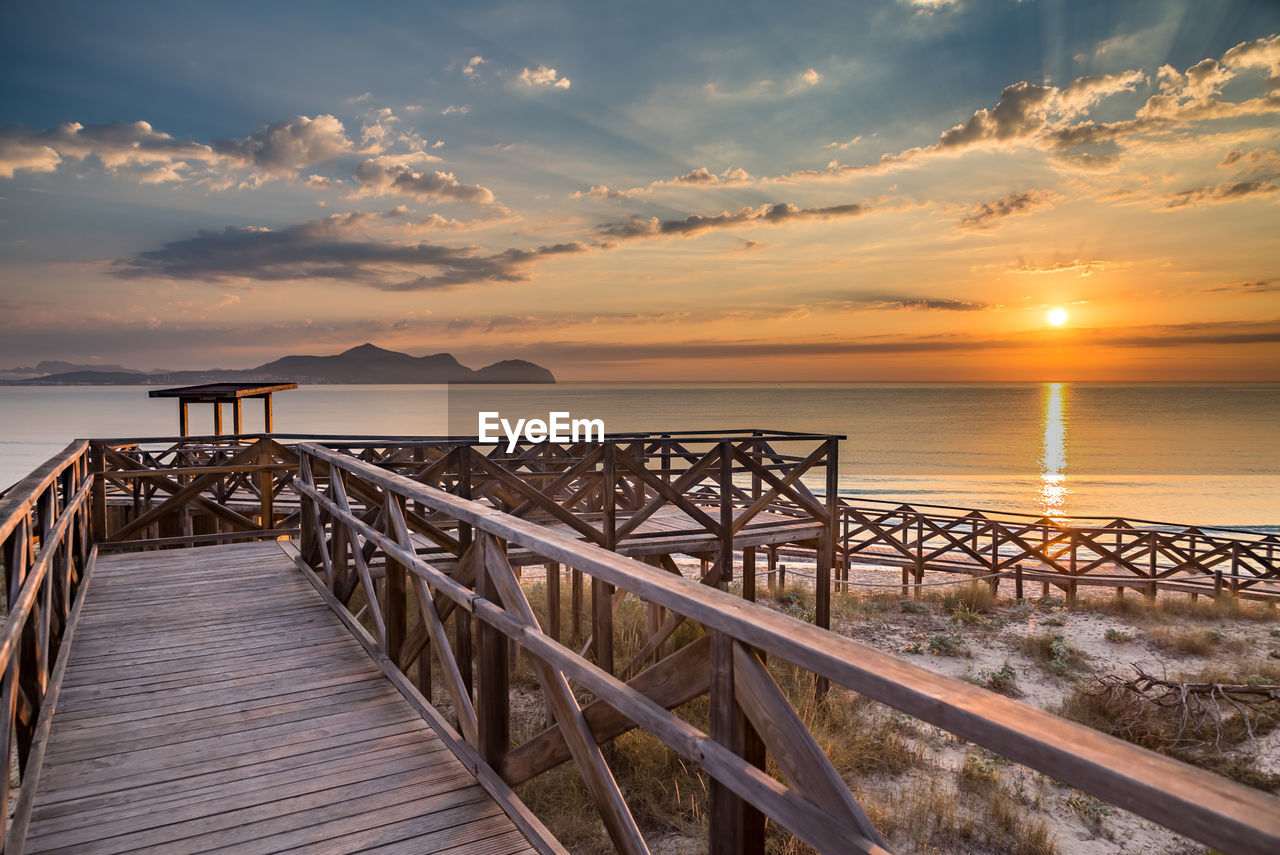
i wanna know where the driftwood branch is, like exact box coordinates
[1081,666,1280,750]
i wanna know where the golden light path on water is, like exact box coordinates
[1039,382,1070,522]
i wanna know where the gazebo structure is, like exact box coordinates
[148,382,297,435]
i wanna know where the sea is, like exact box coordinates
[1,383,1276,532]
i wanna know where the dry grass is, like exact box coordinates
[506,578,1069,852]
[1018,632,1090,678]
[1146,626,1246,656]
[1078,591,1277,624]
[941,580,998,616]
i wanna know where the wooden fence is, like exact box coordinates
[293,442,1280,855]
[834,498,1280,601]
[0,441,94,843]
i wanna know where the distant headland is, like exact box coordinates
[0,343,555,385]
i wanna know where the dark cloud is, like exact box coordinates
[958,190,1052,228]
[1163,180,1279,209]
[597,201,864,240]
[109,212,583,290]
[1206,279,1280,294]
[866,298,989,311]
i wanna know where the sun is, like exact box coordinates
[1047,307,1068,327]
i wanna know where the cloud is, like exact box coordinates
[516,319,1280,365]
[1005,258,1110,276]
[211,115,352,175]
[462,56,485,76]
[817,293,992,311]
[1219,148,1280,174]
[109,211,585,291]
[441,105,470,116]
[958,190,1052,228]
[0,120,215,178]
[902,0,958,10]
[801,68,821,86]
[1163,180,1279,208]
[520,65,571,89]
[1076,32,1144,64]
[352,156,495,203]
[824,136,862,151]
[1207,279,1280,294]
[571,166,752,199]
[1222,34,1280,86]
[0,115,355,183]
[596,201,865,241]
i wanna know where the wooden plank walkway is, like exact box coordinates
[19,541,543,855]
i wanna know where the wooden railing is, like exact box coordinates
[833,499,1280,600]
[293,442,1280,855]
[0,441,94,843]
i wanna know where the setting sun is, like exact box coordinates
[1047,308,1069,327]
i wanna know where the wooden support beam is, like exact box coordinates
[709,631,764,855]
[263,394,274,432]
[547,561,561,644]
[475,539,510,767]
[232,399,243,435]
[501,634,712,785]
[212,401,223,436]
[571,566,583,644]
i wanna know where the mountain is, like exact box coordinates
[7,344,555,385]
[473,359,556,383]
[250,344,475,383]
[0,360,142,380]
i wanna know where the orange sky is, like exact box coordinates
[2,2,1278,381]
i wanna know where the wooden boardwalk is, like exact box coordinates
[18,541,545,855]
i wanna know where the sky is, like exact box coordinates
[1,0,1278,381]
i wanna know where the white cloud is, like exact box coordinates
[463,56,485,76]
[570,166,753,199]
[801,68,821,86]
[212,115,353,175]
[442,105,470,116]
[0,120,216,178]
[352,156,495,204]
[519,65,571,89]
[824,136,863,151]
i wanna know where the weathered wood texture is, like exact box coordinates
[17,541,546,855]
[296,443,1280,855]
[0,441,94,847]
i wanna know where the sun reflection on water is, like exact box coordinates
[1039,382,1070,522]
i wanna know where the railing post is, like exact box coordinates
[456,446,474,696]
[593,443,617,674]
[258,435,273,531]
[717,440,733,592]
[815,438,837,698]
[90,442,106,543]
[708,632,766,855]
[384,494,408,664]
[299,453,319,568]
[474,535,510,768]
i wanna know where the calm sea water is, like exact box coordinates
[1,383,1276,530]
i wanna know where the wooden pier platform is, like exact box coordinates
[15,541,549,855]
